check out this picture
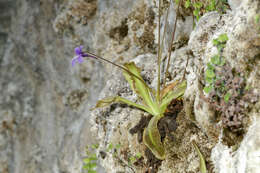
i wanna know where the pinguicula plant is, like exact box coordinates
[72,0,187,160]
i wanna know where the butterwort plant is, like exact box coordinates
[71,0,186,160]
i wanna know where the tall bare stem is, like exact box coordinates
[156,0,161,103]
[85,52,151,89]
[163,0,182,88]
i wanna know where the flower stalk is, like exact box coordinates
[72,47,151,90]
[162,0,182,88]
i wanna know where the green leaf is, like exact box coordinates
[143,115,165,160]
[83,158,91,164]
[193,2,203,9]
[90,162,97,167]
[87,162,97,169]
[160,80,187,113]
[203,85,213,94]
[129,156,136,163]
[89,154,98,160]
[217,34,228,43]
[193,9,200,20]
[219,56,226,66]
[192,141,207,173]
[205,69,215,78]
[185,0,191,8]
[255,14,260,23]
[91,144,99,149]
[92,96,154,115]
[88,170,97,173]
[83,161,97,171]
[123,62,160,116]
[224,92,231,103]
[206,0,216,11]
[211,54,220,65]
[115,144,121,149]
[106,143,113,151]
[205,77,214,84]
[212,39,219,46]
[83,164,90,170]
[160,80,179,99]
[135,152,142,159]
[207,63,214,70]
[217,44,225,52]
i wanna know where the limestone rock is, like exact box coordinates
[1,0,259,172]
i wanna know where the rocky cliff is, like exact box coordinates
[0,0,259,173]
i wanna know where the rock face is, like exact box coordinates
[90,0,260,173]
[0,0,259,173]
[0,0,106,172]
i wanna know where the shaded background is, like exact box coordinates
[0,0,133,172]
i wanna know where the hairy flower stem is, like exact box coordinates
[85,52,151,89]
[163,0,182,88]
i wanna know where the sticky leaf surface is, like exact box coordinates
[143,115,165,160]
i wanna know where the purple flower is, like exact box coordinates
[71,46,93,66]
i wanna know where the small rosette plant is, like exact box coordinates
[93,61,186,160]
[71,0,187,160]
[71,45,186,160]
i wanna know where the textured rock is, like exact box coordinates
[0,0,259,173]
[211,113,260,173]
[91,0,260,172]
[0,0,105,172]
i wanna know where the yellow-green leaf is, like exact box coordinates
[91,96,153,115]
[160,80,179,99]
[217,33,228,43]
[192,141,207,173]
[160,80,187,113]
[123,62,160,116]
[143,115,165,160]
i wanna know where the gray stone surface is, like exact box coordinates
[91,0,260,172]
[0,0,259,173]
[0,0,105,172]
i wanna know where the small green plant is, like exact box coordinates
[202,33,259,132]
[193,2,203,21]
[182,0,229,22]
[203,33,228,94]
[74,0,187,161]
[82,144,99,173]
[93,62,186,160]
[128,152,142,166]
[106,143,114,152]
[87,0,187,160]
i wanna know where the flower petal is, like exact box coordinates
[77,55,84,63]
[71,56,78,66]
[74,47,81,55]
